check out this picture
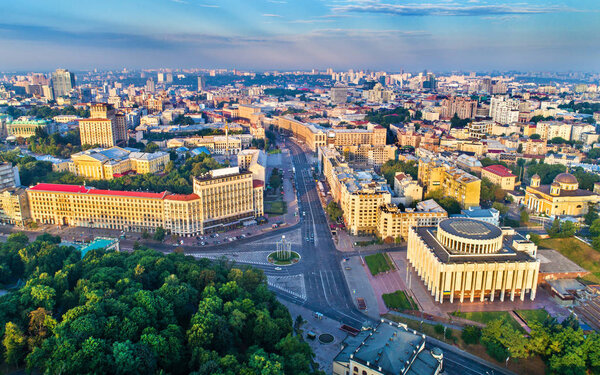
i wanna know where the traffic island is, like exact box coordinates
[267,251,300,265]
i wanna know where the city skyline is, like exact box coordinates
[1,0,599,72]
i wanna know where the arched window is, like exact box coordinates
[353,366,358,373]
[362,371,367,375]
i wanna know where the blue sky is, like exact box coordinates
[1,0,598,72]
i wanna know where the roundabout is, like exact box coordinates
[267,250,301,266]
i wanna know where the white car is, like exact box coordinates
[274,267,282,271]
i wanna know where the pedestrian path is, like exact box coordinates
[186,250,273,266]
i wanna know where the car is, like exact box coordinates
[215,233,219,237]
[274,267,282,271]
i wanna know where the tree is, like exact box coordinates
[520,210,529,225]
[517,143,523,153]
[325,201,343,222]
[144,142,160,153]
[450,113,469,128]
[152,227,166,242]
[529,133,541,140]
[380,160,418,184]
[492,202,509,216]
[3,322,26,366]
[584,207,599,226]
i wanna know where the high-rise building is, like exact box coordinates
[146,78,155,93]
[79,103,127,147]
[0,163,20,189]
[197,76,205,91]
[166,73,173,83]
[330,84,348,105]
[441,96,478,119]
[51,69,76,98]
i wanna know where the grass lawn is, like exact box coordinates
[539,237,600,283]
[451,311,523,331]
[382,290,418,310]
[265,200,287,215]
[515,309,550,325]
[268,148,282,154]
[365,253,394,275]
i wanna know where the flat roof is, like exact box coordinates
[439,218,502,241]
[29,183,167,199]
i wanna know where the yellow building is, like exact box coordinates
[79,103,127,147]
[418,158,481,208]
[7,118,56,138]
[376,199,447,241]
[525,173,600,216]
[276,116,327,151]
[70,147,169,180]
[23,167,263,236]
[0,187,30,226]
[237,149,267,184]
[481,165,518,191]
[408,218,540,303]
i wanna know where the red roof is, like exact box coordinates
[29,183,166,199]
[482,165,516,178]
[30,183,89,193]
[253,180,264,188]
[165,194,199,201]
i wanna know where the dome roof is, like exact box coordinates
[531,174,540,179]
[554,173,578,185]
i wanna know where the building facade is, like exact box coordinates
[51,69,76,98]
[70,147,170,180]
[0,187,30,226]
[22,167,263,236]
[481,165,518,191]
[408,218,540,303]
[376,199,447,241]
[418,158,481,208]
[7,118,57,138]
[79,103,127,147]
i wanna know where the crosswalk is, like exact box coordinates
[267,274,307,300]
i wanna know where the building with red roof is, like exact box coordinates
[481,165,518,191]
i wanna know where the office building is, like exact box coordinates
[79,103,127,147]
[408,218,540,303]
[525,173,600,216]
[197,76,205,91]
[51,69,76,98]
[69,147,170,180]
[146,78,155,93]
[333,320,443,375]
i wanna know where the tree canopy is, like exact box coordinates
[0,234,321,375]
[380,160,418,185]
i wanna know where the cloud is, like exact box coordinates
[267,0,287,3]
[170,0,188,4]
[198,3,220,8]
[331,1,572,16]
[0,23,173,49]
[262,13,282,17]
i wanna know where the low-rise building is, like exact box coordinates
[0,187,30,226]
[376,199,447,241]
[70,147,169,180]
[333,320,443,375]
[393,172,423,206]
[0,163,20,189]
[418,157,481,208]
[7,117,57,138]
[525,173,600,216]
[237,149,266,184]
[452,206,500,226]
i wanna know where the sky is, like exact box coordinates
[1,0,599,72]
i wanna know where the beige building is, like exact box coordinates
[23,167,263,236]
[408,218,540,303]
[340,144,396,167]
[276,116,326,151]
[481,165,518,191]
[535,121,573,141]
[70,147,169,180]
[525,173,600,216]
[0,187,30,226]
[393,172,423,206]
[79,103,127,147]
[418,157,481,208]
[376,199,447,241]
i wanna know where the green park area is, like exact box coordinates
[264,200,287,215]
[539,237,600,283]
[451,311,523,331]
[365,253,394,275]
[382,290,418,311]
[515,309,550,325]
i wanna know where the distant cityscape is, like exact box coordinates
[1,66,600,375]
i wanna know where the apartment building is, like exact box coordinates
[70,147,170,180]
[0,187,30,226]
[340,144,396,167]
[20,166,263,236]
[79,103,127,147]
[522,138,547,156]
[441,96,477,119]
[276,116,327,151]
[237,149,267,184]
[489,96,519,124]
[535,121,573,141]
[418,157,481,208]
[376,199,447,241]
[0,163,20,189]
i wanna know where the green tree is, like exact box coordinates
[144,142,160,153]
[461,325,482,345]
[3,322,26,366]
[520,210,529,225]
[325,201,343,222]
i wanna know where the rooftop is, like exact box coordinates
[483,164,516,178]
[29,183,167,199]
[439,218,502,240]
